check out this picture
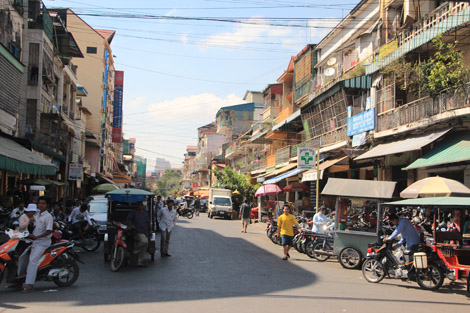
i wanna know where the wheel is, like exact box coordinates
[82,233,101,252]
[311,241,331,262]
[53,255,80,287]
[271,233,281,245]
[416,262,444,291]
[187,212,194,219]
[293,236,303,253]
[110,246,126,272]
[362,259,386,283]
[339,247,362,269]
[305,241,318,259]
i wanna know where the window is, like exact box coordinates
[87,47,97,54]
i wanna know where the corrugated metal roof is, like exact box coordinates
[403,132,470,170]
[385,197,470,207]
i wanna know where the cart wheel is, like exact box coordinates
[339,247,362,269]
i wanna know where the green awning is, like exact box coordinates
[0,136,58,175]
[403,132,470,170]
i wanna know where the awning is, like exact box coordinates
[355,128,449,161]
[97,174,116,185]
[403,132,470,170]
[302,156,348,182]
[250,130,269,143]
[0,136,58,175]
[272,110,301,131]
[265,163,298,178]
[321,178,397,199]
[264,167,306,185]
[384,197,470,207]
[112,173,132,184]
[251,168,266,176]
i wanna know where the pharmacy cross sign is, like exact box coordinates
[298,148,316,170]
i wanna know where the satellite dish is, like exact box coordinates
[325,67,335,77]
[327,57,337,66]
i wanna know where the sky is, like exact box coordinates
[43,0,357,170]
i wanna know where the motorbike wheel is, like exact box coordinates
[416,262,444,291]
[362,259,386,283]
[82,233,101,252]
[187,212,194,219]
[293,236,303,253]
[110,246,126,272]
[311,241,331,262]
[271,233,282,245]
[53,255,80,287]
[339,247,362,269]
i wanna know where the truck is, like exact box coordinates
[208,188,233,220]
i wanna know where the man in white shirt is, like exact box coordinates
[21,196,53,292]
[9,200,26,220]
[157,199,177,257]
[312,207,328,234]
[68,203,92,241]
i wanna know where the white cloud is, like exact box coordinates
[307,18,337,41]
[199,18,292,49]
[128,96,146,108]
[146,93,245,123]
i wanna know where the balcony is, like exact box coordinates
[263,106,280,124]
[252,158,267,171]
[266,154,276,167]
[275,146,291,166]
[366,1,470,74]
[274,106,293,125]
[376,84,470,137]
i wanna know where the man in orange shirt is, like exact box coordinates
[277,204,301,260]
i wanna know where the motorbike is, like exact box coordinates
[266,218,277,239]
[110,221,128,272]
[52,221,101,252]
[306,231,335,261]
[0,229,82,287]
[178,204,194,219]
[362,238,446,291]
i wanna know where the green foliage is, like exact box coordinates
[418,35,469,98]
[213,166,260,200]
[156,170,182,197]
[381,57,419,94]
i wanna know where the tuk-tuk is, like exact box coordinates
[381,197,470,292]
[103,189,156,268]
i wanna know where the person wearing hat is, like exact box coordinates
[126,201,150,267]
[19,204,37,232]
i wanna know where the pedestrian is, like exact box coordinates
[157,199,178,257]
[312,206,328,234]
[240,199,251,233]
[277,204,301,261]
[233,199,240,219]
[154,195,164,231]
[194,196,201,217]
[127,201,151,267]
[18,196,54,292]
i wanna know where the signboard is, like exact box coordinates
[112,71,124,143]
[347,108,375,137]
[69,163,83,180]
[352,132,367,147]
[298,148,316,170]
[378,39,398,60]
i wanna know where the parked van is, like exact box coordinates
[208,188,232,219]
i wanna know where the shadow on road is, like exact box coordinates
[0,223,318,306]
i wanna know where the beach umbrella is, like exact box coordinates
[254,184,283,197]
[283,182,309,192]
[92,183,119,194]
[400,176,470,198]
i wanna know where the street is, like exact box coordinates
[1,216,469,313]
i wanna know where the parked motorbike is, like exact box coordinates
[0,229,82,288]
[110,221,128,272]
[306,231,335,261]
[362,238,446,291]
[52,221,101,252]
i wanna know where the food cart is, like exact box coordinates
[104,189,156,264]
[321,178,397,269]
[381,197,470,291]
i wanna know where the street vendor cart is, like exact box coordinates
[321,178,397,269]
[103,189,156,269]
[381,197,470,292]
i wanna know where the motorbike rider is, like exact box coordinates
[51,201,66,223]
[17,196,53,292]
[312,206,328,234]
[68,203,92,242]
[126,201,151,267]
[383,214,420,263]
[9,199,26,220]
[18,204,37,232]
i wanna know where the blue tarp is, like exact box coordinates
[263,168,306,185]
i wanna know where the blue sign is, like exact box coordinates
[347,108,375,136]
[113,85,123,128]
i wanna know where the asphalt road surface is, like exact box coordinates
[1,216,469,313]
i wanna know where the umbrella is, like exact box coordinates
[255,184,283,197]
[283,182,309,192]
[92,183,119,194]
[400,176,470,198]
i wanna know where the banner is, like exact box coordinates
[113,71,124,142]
[347,108,375,137]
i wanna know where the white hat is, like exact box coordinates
[25,203,37,212]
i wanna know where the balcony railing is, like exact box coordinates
[263,106,280,123]
[377,84,470,134]
[275,146,291,165]
[252,158,267,170]
[274,106,293,125]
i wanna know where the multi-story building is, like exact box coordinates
[182,146,197,190]
[195,122,225,187]
[155,158,171,176]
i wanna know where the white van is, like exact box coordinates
[208,188,233,220]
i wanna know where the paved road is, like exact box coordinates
[1,216,469,313]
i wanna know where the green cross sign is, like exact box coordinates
[301,152,314,164]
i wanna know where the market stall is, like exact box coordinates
[321,178,397,269]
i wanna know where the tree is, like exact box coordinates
[213,166,260,200]
[156,170,182,197]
